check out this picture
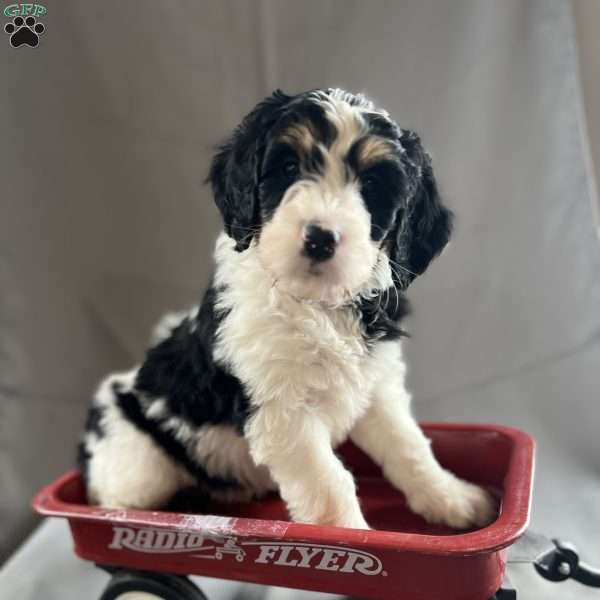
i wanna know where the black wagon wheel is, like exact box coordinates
[99,569,208,600]
[489,575,517,600]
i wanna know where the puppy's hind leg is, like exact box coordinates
[81,372,193,509]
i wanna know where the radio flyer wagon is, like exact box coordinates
[33,423,600,600]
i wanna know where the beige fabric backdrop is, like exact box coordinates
[1,2,599,583]
[573,0,600,217]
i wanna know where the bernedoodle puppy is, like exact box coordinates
[79,88,496,530]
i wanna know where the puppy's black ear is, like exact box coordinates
[388,130,454,289]
[208,90,291,251]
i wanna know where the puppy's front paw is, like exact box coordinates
[406,472,497,530]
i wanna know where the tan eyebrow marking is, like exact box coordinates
[278,124,316,154]
[355,136,397,167]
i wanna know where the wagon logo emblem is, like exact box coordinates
[109,526,244,559]
[108,527,385,576]
[249,542,384,575]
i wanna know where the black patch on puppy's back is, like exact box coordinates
[113,384,240,491]
[84,404,105,438]
[135,286,251,433]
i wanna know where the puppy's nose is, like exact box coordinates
[302,224,338,262]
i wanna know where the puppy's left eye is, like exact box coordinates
[361,174,380,195]
[282,161,300,179]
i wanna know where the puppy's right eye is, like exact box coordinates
[361,175,378,192]
[282,161,300,179]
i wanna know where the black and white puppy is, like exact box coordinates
[79,88,495,529]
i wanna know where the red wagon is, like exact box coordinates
[34,423,535,600]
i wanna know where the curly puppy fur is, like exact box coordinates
[78,89,496,529]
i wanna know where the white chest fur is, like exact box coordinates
[212,234,381,444]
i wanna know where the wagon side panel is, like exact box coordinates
[68,520,506,600]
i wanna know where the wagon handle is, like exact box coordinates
[534,538,600,588]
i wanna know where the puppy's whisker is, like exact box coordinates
[233,225,262,233]
[370,223,388,237]
[385,264,403,315]
[387,257,418,278]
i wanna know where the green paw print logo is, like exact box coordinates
[3,3,46,48]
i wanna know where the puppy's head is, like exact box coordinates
[209,89,452,304]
